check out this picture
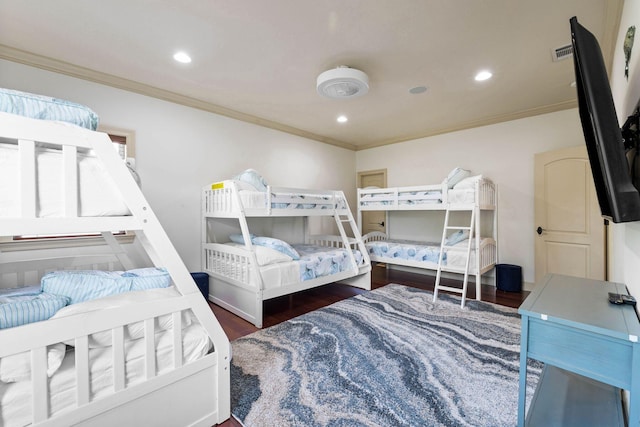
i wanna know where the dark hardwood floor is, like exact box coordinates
[210,265,529,426]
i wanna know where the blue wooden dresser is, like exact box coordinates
[518,274,640,426]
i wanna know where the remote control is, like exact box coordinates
[622,294,637,306]
[608,292,624,304]
[608,292,637,306]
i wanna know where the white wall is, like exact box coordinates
[356,109,585,286]
[0,59,356,272]
[609,1,640,296]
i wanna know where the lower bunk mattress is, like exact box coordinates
[365,238,496,272]
[221,242,364,290]
[0,288,213,427]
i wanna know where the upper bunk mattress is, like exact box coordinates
[0,88,99,130]
[358,189,442,207]
[239,189,347,210]
[0,142,130,218]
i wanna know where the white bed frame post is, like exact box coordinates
[90,136,231,421]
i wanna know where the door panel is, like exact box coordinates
[534,146,605,283]
[358,170,387,235]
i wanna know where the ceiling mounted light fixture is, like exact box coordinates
[173,51,192,64]
[317,66,369,99]
[474,70,493,81]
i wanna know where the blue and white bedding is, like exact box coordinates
[0,268,170,329]
[366,240,444,264]
[0,88,99,130]
[293,244,364,281]
[271,193,346,210]
[365,238,490,270]
[229,169,347,210]
[359,190,442,206]
[232,241,365,290]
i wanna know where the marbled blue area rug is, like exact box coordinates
[230,284,541,427]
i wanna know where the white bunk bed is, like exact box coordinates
[202,172,371,328]
[0,100,230,426]
[358,171,497,305]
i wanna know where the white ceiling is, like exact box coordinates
[0,0,624,150]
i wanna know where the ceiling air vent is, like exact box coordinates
[552,44,573,62]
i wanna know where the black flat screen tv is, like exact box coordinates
[570,16,640,223]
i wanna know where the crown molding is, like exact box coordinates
[355,100,578,151]
[0,44,357,151]
[0,44,578,153]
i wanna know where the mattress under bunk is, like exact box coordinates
[205,238,366,297]
[204,234,371,328]
[0,91,231,426]
[0,288,216,427]
[363,233,497,274]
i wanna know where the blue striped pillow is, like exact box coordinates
[0,293,70,329]
[0,87,99,130]
[41,268,171,304]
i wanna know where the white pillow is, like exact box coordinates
[233,169,268,192]
[453,175,484,190]
[0,343,66,383]
[227,243,293,266]
[252,236,300,260]
[229,179,259,192]
[49,287,193,348]
[445,168,471,188]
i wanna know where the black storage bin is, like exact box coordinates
[496,264,522,292]
[190,272,209,299]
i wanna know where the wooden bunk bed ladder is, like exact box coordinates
[433,208,475,308]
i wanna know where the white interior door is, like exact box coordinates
[534,146,605,283]
[358,169,387,235]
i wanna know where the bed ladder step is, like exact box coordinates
[333,207,368,271]
[435,285,465,294]
[433,207,475,308]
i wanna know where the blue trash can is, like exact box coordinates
[190,272,209,299]
[495,264,522,292]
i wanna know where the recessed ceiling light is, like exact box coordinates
[409,86,428,94]
[173,52,192,64]
[474,70,493,81]
[337,115,348,123]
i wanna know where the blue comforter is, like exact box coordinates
[292,244,364,281]
[366,240,444,263]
